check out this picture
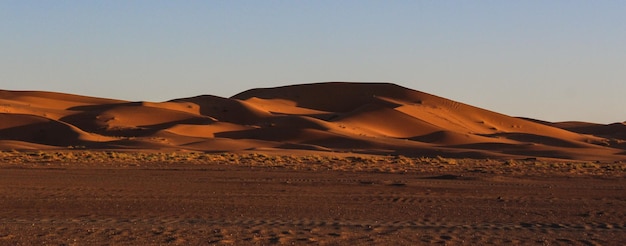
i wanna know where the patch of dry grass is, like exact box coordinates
[0,150,624,177]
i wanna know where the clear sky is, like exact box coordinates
[1,1,625,123]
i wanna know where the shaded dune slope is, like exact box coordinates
[0,83,624,161]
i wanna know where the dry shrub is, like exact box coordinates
[0,150,624,177]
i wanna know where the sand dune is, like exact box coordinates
[0,83,624,160]
[3,84,624,246]
[551,121,626,141]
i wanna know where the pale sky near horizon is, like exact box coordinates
[1,1,625,123]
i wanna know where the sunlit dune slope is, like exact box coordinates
[0,83,624,160]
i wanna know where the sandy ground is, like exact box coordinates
[3,79,625,245]
[1,163,625,245]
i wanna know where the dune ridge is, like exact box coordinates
[0,83,624,161]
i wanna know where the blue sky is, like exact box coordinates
[1,1,625,123]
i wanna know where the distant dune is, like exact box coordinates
[1,82,624,161]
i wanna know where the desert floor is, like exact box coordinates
[1,158,625,245]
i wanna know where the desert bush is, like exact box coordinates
[1,150,624,177]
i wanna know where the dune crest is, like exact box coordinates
[0,83,624,160]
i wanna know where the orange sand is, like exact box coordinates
[1,82,624,161]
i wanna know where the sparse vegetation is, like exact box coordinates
[0,150,624,177]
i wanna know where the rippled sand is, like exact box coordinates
[1,161,624,245]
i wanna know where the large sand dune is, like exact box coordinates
[2,83,625,245]
[1,82,624,160]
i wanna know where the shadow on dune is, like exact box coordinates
[232,82,422,112]
[477,132,587,148]
[172,95,270,124]
[0,119,84,147]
